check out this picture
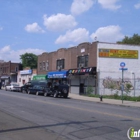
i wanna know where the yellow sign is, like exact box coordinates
[99,49,138,59]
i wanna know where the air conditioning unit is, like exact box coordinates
[79,63,84,68]
[58,65,62,71]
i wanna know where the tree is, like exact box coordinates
[117,34,140,45]
[20,53,37,69]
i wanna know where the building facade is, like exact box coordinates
[38,42,97,94]
[0,61,22,86]
[38,41,140,96]
[17,68,37,87]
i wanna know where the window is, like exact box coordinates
[39,63,42,71]
[15,66,18,72]
[46,62,49,71]
[43,62,45,70]
[56,59,65,70]
[77,55,88,68]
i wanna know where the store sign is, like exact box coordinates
[68,67,96,75]
[47,71,68,78]
[48,74,66,78]
[1,76,9,79]
[99,49,138,59]
[33,75,47,80]
[20,70,32,75]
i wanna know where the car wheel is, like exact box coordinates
[22,90,26,93]
[27,90,30,94]
[5,88,7,91]
[44,92,48,97]
[36,91,39,96]
[53,91,58,98]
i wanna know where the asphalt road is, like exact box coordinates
[0,90,140,140]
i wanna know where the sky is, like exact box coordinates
[0,0,140,63]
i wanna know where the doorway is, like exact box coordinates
[80,83,84,95]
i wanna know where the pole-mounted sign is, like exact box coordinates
[119,62,128,104]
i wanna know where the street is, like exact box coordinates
[0,90,140,140]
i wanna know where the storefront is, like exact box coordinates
[68,67,96,95]
[47,70,68,84]
[0,75,10,87]
[18,69,37,86]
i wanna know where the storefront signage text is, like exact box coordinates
[20,70,32,75]
[99,49,138,59]
[68,67,93,75]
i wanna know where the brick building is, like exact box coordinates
[0,61,22,86]
[38,42,97,94]
[38,41,140,96]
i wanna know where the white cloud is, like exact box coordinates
[134,3,140,9]
[1,45,10,53]
[70,0,94,15]
[98,0,121,10]
[25,22,45,33]
[90,25,124,42]
[55,28,89,44]
[0,46,45,62]
[43,13,77,31]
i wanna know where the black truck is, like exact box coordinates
[44,82,69,98]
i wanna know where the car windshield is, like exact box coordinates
[12,84,19,86]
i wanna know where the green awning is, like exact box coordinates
[33,75,47,80]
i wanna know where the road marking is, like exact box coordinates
[1,93,140,121]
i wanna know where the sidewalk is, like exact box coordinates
[69,93,140,108]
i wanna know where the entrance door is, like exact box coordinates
[80,83,84,95]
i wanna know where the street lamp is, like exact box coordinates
[132,72,135,97]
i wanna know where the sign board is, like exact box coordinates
[20,70,32,75]
[99,49,138,59]
[120,62,125,68]
[119,68,128,70]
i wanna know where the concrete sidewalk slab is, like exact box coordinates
[69,93,140,108]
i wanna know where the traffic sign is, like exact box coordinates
[119,68,128,70]
[120,62,125,68]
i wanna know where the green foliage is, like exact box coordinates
[86,86,94,94]
[117,34,140,45]
[20,53,37,69]
[124,83,133,94]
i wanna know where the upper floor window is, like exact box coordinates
[39,62,42,71]
[15,66,18,72]
[56,59,65,70]
[77,55,88,68]
[43,61,45,70]
[46,62,49,71]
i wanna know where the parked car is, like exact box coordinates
[27,85,48,95]
[44,83,69,98]
[21,80,48,93]
[5,83,20,92]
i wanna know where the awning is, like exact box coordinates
[68,67,96,75]
[32,75,48,80]
[47,70,68,78]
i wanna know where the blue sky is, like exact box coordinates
[0,0,140,62]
